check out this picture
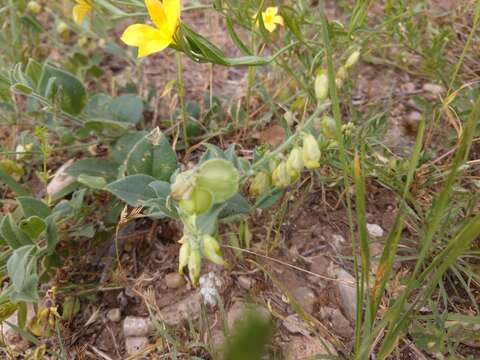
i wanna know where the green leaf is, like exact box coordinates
[18,216,46,240]
[84,118,132,137]
[0,214,34,249]
[16,197,51,219]
[196,204,226,235]
[7,245,39,303]
[255,189,284,209]
[0,168,30,196]
[109,94,144,124]
[45,216,59,253]
[25,59,43,88]
[77,174,107,189]
[37,63,87,115]
[220,194,251,219]
[67,158,119,182]
[152,134,177,181]
[105,175,157,207]
[112,131,148,164]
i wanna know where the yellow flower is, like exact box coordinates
[121,0,181,58]
[262,7,284,33]
[73,0,92,25]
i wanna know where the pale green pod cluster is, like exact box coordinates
[336,50,361,88]
[172,159,239,216]
[178,234,225,285]
[250,133,321,196]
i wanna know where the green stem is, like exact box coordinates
[176,52,189,147]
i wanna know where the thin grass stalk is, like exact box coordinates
[370,118,426,312]
[318,5,360,353]
[353,150,372,336]
[374,94,480,359]
[176,52,189,146]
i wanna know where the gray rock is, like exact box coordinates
[125,336,149,355]
[284,335,337,359]
[292,287,316,314]
[283,314,311,336]
[422,83,445,95]
[123,316,152,337]
[319,307,354,338]
[165,272,185,289]
[238,275,254,290]
[107,308,121,322]
[336,269,357,322]
[161,293,202,326]
[366,223,384,238]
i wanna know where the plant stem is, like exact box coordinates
[176,52,189,147]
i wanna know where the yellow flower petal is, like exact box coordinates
[163,0,181,36]
[145,0,168,33]
[273,15,284,26]
[73,1,91,25]
[121,24,171,58]
[265,7,278,17]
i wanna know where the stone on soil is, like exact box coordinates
[123,316,152,337]
[336,269,357,322]
[125,336,149,355]
[292,287,316,314]
[366,223,384,238]
[284,335,337,359]
[165,272,185,289]
[107,308,121,322]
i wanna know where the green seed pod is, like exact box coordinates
[272,161,291,188]
[179,186,213,215]
[202,235,225,266]
[178,241,191,275]
[171,170,196,200]
[314,69,329,101]
[196,159,239,203]
[249,171,271,197]
[345,50,360,69]
[188,249,202,285]
[27,1,42,14]
[320,116,337,139]
[286,147,304,181]
[302,134,321,169]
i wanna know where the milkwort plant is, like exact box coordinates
[0,0,479,358]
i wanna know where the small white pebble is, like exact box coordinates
[367,223,384,238]
[107,308,121,322]
[125,336,149,355]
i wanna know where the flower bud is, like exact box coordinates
[196,159,239,203]
[314,69,329,101]
[286,147,303,181]
[171,170,195,200]
[188,249,202,285]
[320,116,336,139]
[56,22,69,36]
[272,161,291,188]
[78,36,89,48]
[178,241,190,275]
[27,1,42,14]
[249,172,271,197]
[202,235,225,266]
[345,50,360,69]
[335,65,347,88]
[179,186,213,215]
[302,134,321,169]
